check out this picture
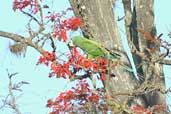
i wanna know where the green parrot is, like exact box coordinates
[69,36,120,60]
[68,36,134,73]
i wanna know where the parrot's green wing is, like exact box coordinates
[80,40,107,59]
[71,36,120,60]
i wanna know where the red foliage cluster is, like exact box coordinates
[45,9,82,42]
[153,104,166,112]
[46,80,100,114]
[131,104,166,114]
[53,17,82,41]
[69,48,107,70]
[131,106,152,114]
[37,51,56,66]
[93,58,108,81]
[13,0,41,14]
[68,48,91,70]
[45,8,73,22]
[53,29,68,42]
[45,48,107,81]
[62,18,83,31]
[50,62,71,79]
[68,48,108,81]
[137,28,171,51]
[87,93,100,104]
[137,28,157,43]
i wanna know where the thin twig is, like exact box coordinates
[21,10,41,25]
[7,71,22,114]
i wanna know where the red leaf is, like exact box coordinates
[88,94,100,104]
[83,59,93,69]
[132,105,147,113]
[63,18,83,31]
[50,62,71,79]
[68,18,83,30]
[100,74,106,81]
[59,29,67,41]
[46,99,54,107]
[13,0,40,14]
[137,28,157,43]
[37,51,56,66]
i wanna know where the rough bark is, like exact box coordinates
[133,0,166,107]
[69,0,139,106]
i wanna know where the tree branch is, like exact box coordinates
[0,31,44,55]
[159,59,171,65]
[21,10,41,26]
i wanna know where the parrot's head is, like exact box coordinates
[68,40,75,48]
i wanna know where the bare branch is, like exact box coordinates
[7,71,22,114]
[38,4,44,25]
[0,71,31,113]
[112,84,165,97]
[12,81,30,92]
[35,33,50,44]
[49,37,56,52]
[0,31,44,55]
[0,95,10,109]
[21,10,41,26]
[159,59,171,65]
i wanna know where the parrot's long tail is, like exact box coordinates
[120,63,144,81]
[105,47,121,60]
[120,63,134,72]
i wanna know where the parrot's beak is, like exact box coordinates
[68,40,75,48]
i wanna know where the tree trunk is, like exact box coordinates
[69,0,139,107]
[133,0,166,106]
[70,0,167,111]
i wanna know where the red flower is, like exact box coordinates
[88,94,100,104]
[43,51,56,61]
[13,0,41,14]
[100,74,106,81]
[46,11,83,42]
[37,51,56,66]
[65,18,83,30]
[59,29,67,41]
[52,29,59,37]
[53,29,67,41]
[46,99,54,107]
[50,63,71,78]
[13,0,30,10]
[132,105,149,114]
[38,56,49,66]
[70,47,80,56]
[46,80,102,114]
[137,28,157,43]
